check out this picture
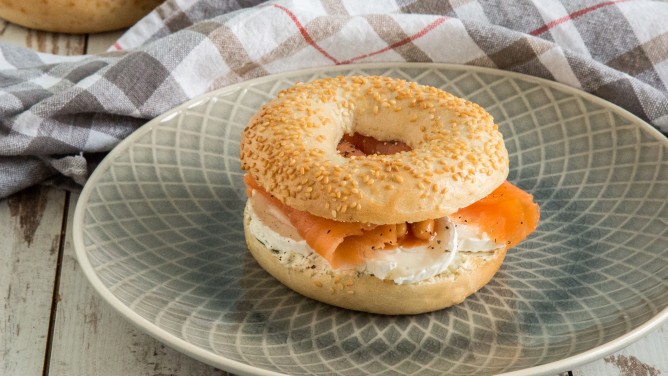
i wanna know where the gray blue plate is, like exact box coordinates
[73,63,668,375]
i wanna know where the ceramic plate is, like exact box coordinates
[73,63,668,375]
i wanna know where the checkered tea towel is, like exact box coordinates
[1,0,667,198]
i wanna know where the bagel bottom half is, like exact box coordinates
[243,203,508,315]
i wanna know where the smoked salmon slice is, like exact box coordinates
[452,181,540,249]
[284,209,371,267]
[333,224,398,268]
[244,174,382,268]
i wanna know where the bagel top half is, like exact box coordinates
[240,76,509,224]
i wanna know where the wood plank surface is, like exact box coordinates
[572,324,668,375]
[47,194,230,376]
[0,187,67,376]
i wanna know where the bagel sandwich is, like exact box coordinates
[240,76,539,315]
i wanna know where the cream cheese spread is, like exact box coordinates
[248,191,502,284]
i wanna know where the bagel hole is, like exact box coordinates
[336,132,411,158]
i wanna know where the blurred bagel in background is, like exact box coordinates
[0,0,163,33]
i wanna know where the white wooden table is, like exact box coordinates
[0,19,666,376]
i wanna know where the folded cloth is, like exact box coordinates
[1,0,667,198]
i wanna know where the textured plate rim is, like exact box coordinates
[72,62,668,376]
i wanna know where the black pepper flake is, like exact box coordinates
[327,229,331,234]
[445,226,450,230]
[437,240,441,244]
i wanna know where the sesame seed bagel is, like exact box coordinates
[240,76,508,224]
[0,0,162,33]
